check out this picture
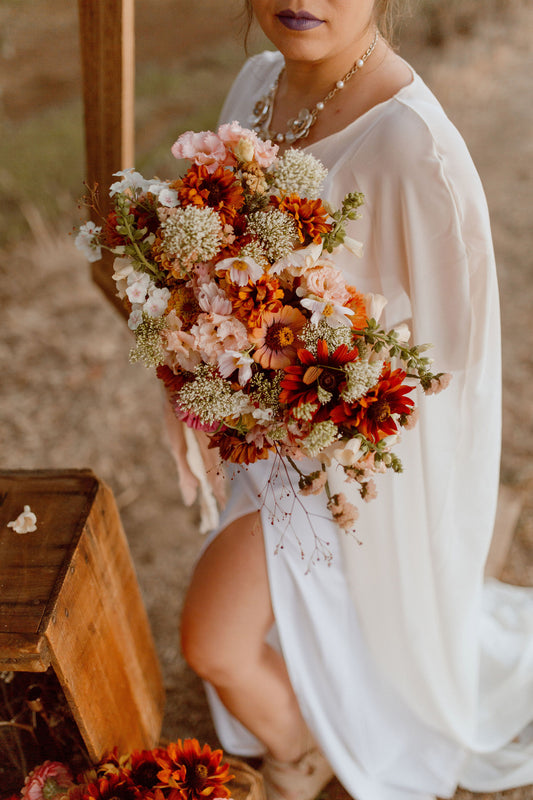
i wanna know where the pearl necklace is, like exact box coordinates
[251,30,379,145]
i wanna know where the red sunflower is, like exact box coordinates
[331,365,415,442]
[174,165,245,225]
[280,339,359,409]
[156,739,233,800]
[82,773,140,800]
[129,749,168,790]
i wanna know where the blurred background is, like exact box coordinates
[1,2,532,796]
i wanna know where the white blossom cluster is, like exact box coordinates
[302,420,339,458]
[161,206,223,267]
[176,369,252,424]
[302,321,354,354]
[341,359,384,403]
[271,150,328,200]
[247,209,298,262]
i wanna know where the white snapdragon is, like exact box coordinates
[112,257,135,299]
[125,270,151,305]
[271,241,323,276]
[109,168,151,197]
[333,438,362,467]
[74,221,102,263]
[143,285,170,318]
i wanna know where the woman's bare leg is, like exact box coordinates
[181,511,309,762]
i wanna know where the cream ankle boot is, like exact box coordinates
[260,744,334,800]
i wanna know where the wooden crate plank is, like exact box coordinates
[45,480,164,759]
[77,0,134,315]
[0,632,50,671]
[0,471,98,635]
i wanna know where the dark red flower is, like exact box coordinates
[208,430,273,465]
[156,364,186,393]
[280,339,359,409]
[331,364,415,442]
[156,739,233,800]
[82,773,141,800]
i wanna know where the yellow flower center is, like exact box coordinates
[322,303,334,317]
[266,324,295,350]
[233,259,249,271]
[195,764,209,779]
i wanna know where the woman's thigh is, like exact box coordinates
[181,511,274,676]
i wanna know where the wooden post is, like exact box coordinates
[78,0,135,316]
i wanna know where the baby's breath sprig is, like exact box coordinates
[322,191,365,253]
[129,313,167,367]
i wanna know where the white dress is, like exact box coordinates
[201,51,533,800]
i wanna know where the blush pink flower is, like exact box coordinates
[217,122,278,167]
[299,470,328,496]
[191,313,249,363]
[327,492,359,532]
[21,761,73,800]
[424,373,452,395]
[301,264,350,305]
[171,131,229,174]
[197,280,233,316]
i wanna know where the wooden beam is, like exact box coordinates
[78,0,135,316]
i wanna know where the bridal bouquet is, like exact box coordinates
[76,122,449,534]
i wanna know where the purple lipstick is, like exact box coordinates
[276,9,324,31]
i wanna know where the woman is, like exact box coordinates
[180,3,533,799]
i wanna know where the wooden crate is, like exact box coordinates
[0,468,164,761]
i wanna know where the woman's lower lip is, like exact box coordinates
[276,15,324,31]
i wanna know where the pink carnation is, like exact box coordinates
[22,761,73,800]
[191,313,249,363]
[171,130,229,174]
[361,479,378,503]
[424,372,452,396]
[327,492,359,532]
[299,470,328,496]
[302,265,350,305]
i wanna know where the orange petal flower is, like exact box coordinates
[345,285,368,330]
[174,164,245,225]
[208,430,274,465]
[156,739,233,800]
[250,305,307,369]
[272,194,332,245]
[225,274,284,328]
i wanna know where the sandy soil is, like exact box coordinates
[1,2,532,799]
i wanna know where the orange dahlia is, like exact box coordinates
[272,194,332,245]
[174,165,245,225]
[250,305,307,369]
[156,739,233,800]
[208,430,274,465]
[331,365,415,442]
[225,274,284,328]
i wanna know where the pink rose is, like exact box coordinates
[171,130,228,174]
[217,121,278,168]
[22,761,73,800]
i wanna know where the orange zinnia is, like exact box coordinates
[250,305,307,369]
[225,274,284,328]
[345,285,368,330]
[174,164,245,225]
[272,194,332,245]
[156,739,233,800]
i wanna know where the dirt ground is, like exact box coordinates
[1,2,533,799]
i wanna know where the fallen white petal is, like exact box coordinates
[7,505,37,534]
